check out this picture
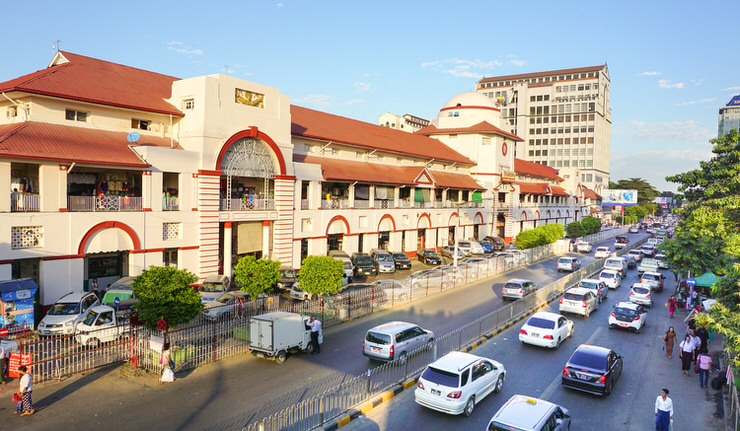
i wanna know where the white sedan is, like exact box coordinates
[518,311,574,349]
[599,269,621,289]
[594,246,610,259]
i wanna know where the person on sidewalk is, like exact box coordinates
[697,350,712,388]
[655,388,673,431]
[667,296,677,318]
[159,342,175,384]
[696,324,709,353]
[663,327,677,359]
[0,338,7,385]
[689,330,701,363]
[679,335,694,375]
[307,316,321,354]
[17,365,34,416]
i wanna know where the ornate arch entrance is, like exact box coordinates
[220,137,276,211]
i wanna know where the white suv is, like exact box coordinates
[608,301,647,333]
[38,291,100,336]
[415,351,505,416]
[559,287,598,318]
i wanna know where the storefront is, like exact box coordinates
[85,252,127,292]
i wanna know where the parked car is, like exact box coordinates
[418,249,442,265]
[487,395,571,431]
[277,267,298,291]
[329,250,355,280]
[74,305,126,347]
[102,276,135,296]
[629,283,653,307]
[370,249,396,273]
[502,279,537,301]
[415,351,506,416]
[351,252,379,278]
[593,246,610,259]
[288,282,316,301]
[372,279,418,302]
[557,256,581,273]
[198,274,233,304]
[608,301,647,333]
[202,290,250,320]
[627,249,643,262]
[561,344,623,396]
[409,269,450,290]
[38,291,100,336]
[101,287,138,314]
[496,249,527,266]
[640,271,664,292]
[614,236,629,249]
[576,241,592,253]
[390,252,412,270]
[577,279,608,304]
[479,241,495,253]
[458,240,485,255]
[518,311,574,349]
[362,321,434,362]
[482,236,506,252]
[441,245,467,260]
[559,287,599,318]
[598,270,621,289]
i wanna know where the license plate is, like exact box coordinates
[431,389,441,396]
[576,373,590,380]
[531,332,539,337]
[371,347,380,353]
[619,323,628,327]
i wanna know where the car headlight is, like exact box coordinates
[65,321,74,327]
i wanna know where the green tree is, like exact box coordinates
[515,223,564,249]
[581,216,602,234]
[566,221,585,238]
[132,266,202,330]
[233,256,281,298]
[298,255,345,296]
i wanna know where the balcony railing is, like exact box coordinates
[301,199,309,210]
[354,200,371,209]
[68,196,142,212]
[163,197,179,211]
[220,198,275,211]
[399,200,413,209]
[11,193,40,212]
[321,199,350,209]
[376,199,392,209]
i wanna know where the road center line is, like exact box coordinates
[540,326,604,400]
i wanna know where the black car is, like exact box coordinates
[417,249,442,265]
[391,252,412,270]
[351,253,378,278]
[482,236,505,252]
[562,344,623,396]
[623,255,637,269]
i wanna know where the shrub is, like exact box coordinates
[298,255,345,296]
[233,256,281,298]
[515,223,565,249]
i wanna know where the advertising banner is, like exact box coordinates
[602,189,638,206]
[8,352,33,378]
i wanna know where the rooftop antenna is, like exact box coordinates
[53,40,61,52]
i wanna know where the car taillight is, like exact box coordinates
[647,293,651,298]
[447,391,462,399]
[562,367,569,376]
[520,329,528,335]
[633,316,640,321]
[543,335,553,339]
[610,312,616,318]
[417,380,425,390]
[519,289,524,294]
[559,297,563,304]
[362,340,365,351]
[582,301,587,308]
[630,291,634,295]
[598,375,607,385]
[389,344,394,358]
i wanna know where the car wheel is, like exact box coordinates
[303,342,314,354]
[608,324,614,330]
[554,337,561,350]
[399,293,408,301]
[605,379,613,395]
[494,374,505,393]
[441,282,450,290]
[634,326,641,334]
[584,309,590,318]
[275,350,287,364]
[397,352,407,365]
[86,337,101,349]
[425,339,434,351]
[463,396,475,417]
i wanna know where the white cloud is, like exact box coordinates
[613,119,714,145]
[691,78,704,86]
[166,41,204,56]
[344,99,364,105]
[354,82,371,91]
[658,79,684,89]
[509,59,526,67]
[276,2,283,6]
[293,94,333,109]
[444,65,481,78]
[639,71,661,76]
[421,61,440,68]
[722,86,740,92]
[675,97,716,106]
[421,58,502,78]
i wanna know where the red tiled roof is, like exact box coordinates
[550,185,569,196]
[582,187,601,200]
[478,65,605,84]
[290,105,474,165]
[514,158,563,181]
[0,52,183,117]
[294,155,482,189]
[0,121,181,166]
[415,121,523,142]
[514,181,549,194]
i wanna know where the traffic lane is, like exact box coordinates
[340,260,669,431]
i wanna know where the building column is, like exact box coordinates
[142,170,152,211]
[369,185,375,208]
[262,220,271,258]
[394,186,400,208]
[272,175,295,264]
[348,183,355,208]
[57,164,68,212]
[197,170,221,276]
[223,222,232,277]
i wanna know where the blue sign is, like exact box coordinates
[114,297,121,307]
[686,278,696,287]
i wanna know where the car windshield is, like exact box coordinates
[605,259,621,266]
[216,293,235,304]
[365,331,391,345]
[526,317,555,329]
[421,366,459,388]
[356,256,375,265]
[280,270,297,278]
[633,287,650,294]
[558,258,572,264]
[643,274,659,281]
[564,292,585,301]
[600,272,616,279]
[614,307,637,317]
[82,309,99,325]
[200,282,225,293]
[579,281,597,289]
[569,350,607,370]
[393,254,408,260]
[377,254,393,262]
[425,251,438,257]
[48,302,81,315]
[505,282,523,289]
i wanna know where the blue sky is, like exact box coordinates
[3,1,738,192]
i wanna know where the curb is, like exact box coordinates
[323,294,563,430]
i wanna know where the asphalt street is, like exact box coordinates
[339,252,724,431]
[0,232,672,431]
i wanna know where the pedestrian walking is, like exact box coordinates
[159,342,175,384]
[663,327,677,359]
[654,388,673,431]
[16,365,34,416]
[307,316,322,354]
[679,335,693,375]
[0,338,7,385]
[689,330,701,362]
[697,351,712,388]
[696,324,709,353]
[90,278,99,299]
[667,296,677,318]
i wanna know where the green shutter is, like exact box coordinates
[472,191,482,203]
[414,188,425,202]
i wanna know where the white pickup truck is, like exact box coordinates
[74,305,127,348]
[248,312,321,364]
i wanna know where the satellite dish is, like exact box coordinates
[127,132,141,143]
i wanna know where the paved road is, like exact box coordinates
[1,232,643,431]
[339,255,724,431]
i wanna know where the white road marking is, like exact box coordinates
[539,326,603,400]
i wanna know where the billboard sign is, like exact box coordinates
[602,189,638,206]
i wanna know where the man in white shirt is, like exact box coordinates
[307,316,322,354]
[654,388,673,431]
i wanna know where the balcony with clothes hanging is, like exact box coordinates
[10,162,39,212]
[219,177,275,211]
[67,169,142,212]
[218,135,277,211]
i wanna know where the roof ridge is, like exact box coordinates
[59,51,181,80]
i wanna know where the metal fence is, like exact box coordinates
[725,352,739,430]
[242,229,638,431]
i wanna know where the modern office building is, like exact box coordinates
[0,51,595,306]
[718,95,740,137]
[475,65,611,194]
[378,112,430,133]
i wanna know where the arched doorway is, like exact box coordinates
[496,214,506,238]
[417,213,431,250]
[327,216,350,252]
[378,215,395,250]
[219,136,276,211]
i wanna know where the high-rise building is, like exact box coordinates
[718,95,740,137]
[475,65,611,194]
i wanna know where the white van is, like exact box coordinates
[603,257,626,278]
